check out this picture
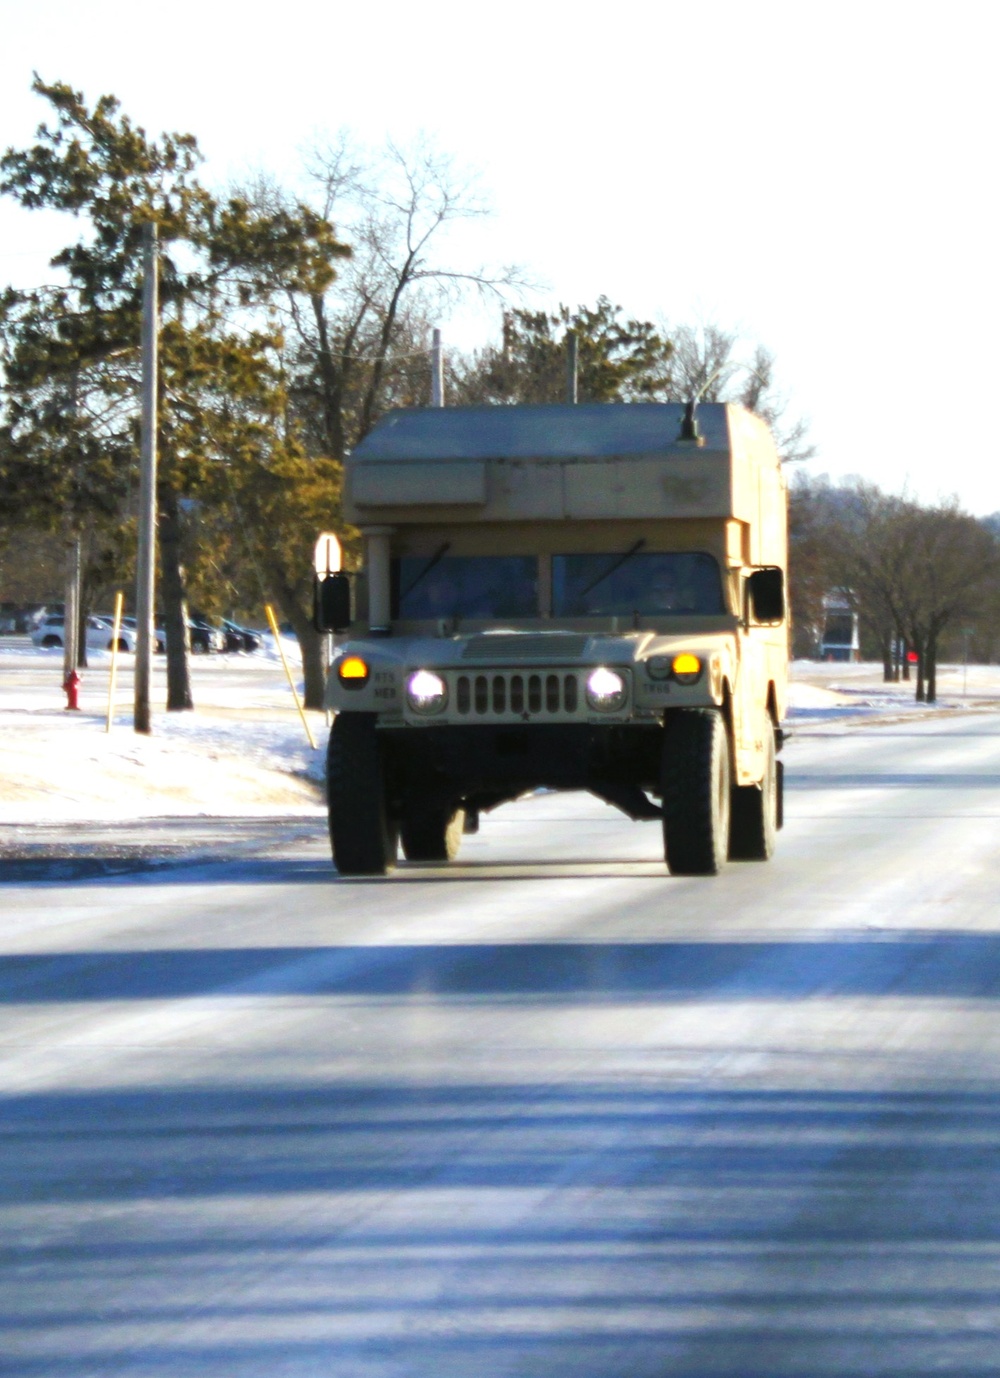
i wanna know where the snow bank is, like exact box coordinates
[0,709,326,823]
[0,642,326,823]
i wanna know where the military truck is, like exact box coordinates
[315,401,787,876]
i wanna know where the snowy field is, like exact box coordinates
[785,657,1000,721]
[2,635,1000,825]
[0,635,327,825]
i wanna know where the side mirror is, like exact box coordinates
[747,567,785,625]
[314,572,352,633]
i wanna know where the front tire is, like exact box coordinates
[326,713,398,876]
[400,806,465,862]
[661,709,731,875]
[729,717,778,861]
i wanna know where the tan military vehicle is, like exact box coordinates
[315,401,788,876]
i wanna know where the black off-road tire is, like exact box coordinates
[776,760,784,830]
[326,713,398,876]
[400,806,466,862]
[661,709,731,876]
[729,716,778,862]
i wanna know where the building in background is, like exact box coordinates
[820,593,860,662]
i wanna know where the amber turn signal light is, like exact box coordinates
[337,655,370,686]
[671,653,702,685]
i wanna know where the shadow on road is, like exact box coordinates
[3,1080,1000,1373]
[3,932,1000,1003]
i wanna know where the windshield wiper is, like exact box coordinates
[401,542,451,600]
[580,539,646,596]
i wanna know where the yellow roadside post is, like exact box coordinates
[265,605,318,750]
[105,590,125,733]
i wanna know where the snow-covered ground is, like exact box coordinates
[0,636,326,823]
[786,658,1000,723]
[2,636,1000,824]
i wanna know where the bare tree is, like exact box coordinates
[663,321,815,464]
[276,133,524,462]
[827,482,913,682]
[788,473,853,659]
[889,500,1000,701]
[797,478,1000,700]
[218,136,524,707]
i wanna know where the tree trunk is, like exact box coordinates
[265,567,327,711]
[76,596,88,670]
[914,643,926,701]
[881,633,893,682]
[297,623,327,712]
[926,634,938,703]
[311,294,347,463]
[901,635,910,680]
[158,487,193,711]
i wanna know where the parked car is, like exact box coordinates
[103,615,166,653]
[151,614,223,654]
[187,616,226,654]
[220,618,263,652]
[32,614,135,653]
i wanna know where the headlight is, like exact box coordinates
[585,666,627,712]
[671,653,702,685]
[646,655,672,680]
[406,669,448,715]
[337,655,370,688]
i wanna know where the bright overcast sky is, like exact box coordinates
[2,0,997,510]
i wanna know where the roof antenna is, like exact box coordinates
[678,399,703,445]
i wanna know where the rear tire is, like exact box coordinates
[661,709,731,875]
[729,716,778,861]
[326,713,398,876]
[400,806,465,862]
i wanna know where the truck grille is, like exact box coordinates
[454,670,582,719]
[461,634,590,661]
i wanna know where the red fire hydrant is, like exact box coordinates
[63,669,81,711]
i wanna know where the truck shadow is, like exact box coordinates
[0,854,667,884]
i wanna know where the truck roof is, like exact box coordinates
[345,401,783,528]
[350,402,731,462]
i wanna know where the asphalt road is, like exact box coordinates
[3,713,1000,1375]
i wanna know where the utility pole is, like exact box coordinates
[565,330,578,404]
[134,221,158,734]
[62,368,82,682]
[62,532,81,683]
[431,328,444,407]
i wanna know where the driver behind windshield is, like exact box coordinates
[394,555,538,620]
[553,551,724,617]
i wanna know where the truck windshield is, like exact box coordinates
[553,552,725,617]
[393,556,538,619]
